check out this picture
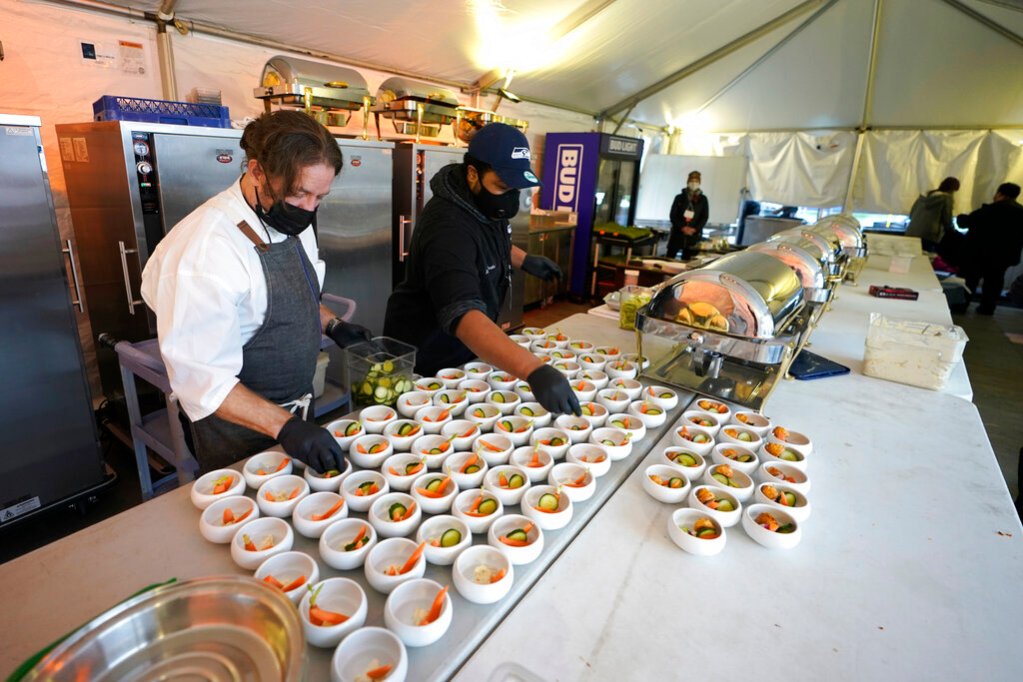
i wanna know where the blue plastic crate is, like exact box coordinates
[93,95,231,128]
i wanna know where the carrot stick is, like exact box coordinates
[212,476,232,494]
[350,525,367,547]
[565,472,588,487]
[422,585,449,625]
[498,472,509,487]
[274,458,290,472]
[263,574,284,588]
[287,487,300,500]
[529,450,540,467]
[399,501,417,521]
[469,495,483,514]
[366,665,392,680]
[459,454,479,474]
[499,536,530,547]
[415,476,451,498]
[311,498,344,521]
[243,534,257,551]
[388,466,402,476]
[398,541,427,574]
[222,508,235,525]
[309,605,349,626]
[522,522,534,534]
[460,427,476,438]
[282,575,306,592]
[477,439,503,452]
[489,568,506,583]
[356,443,367,454]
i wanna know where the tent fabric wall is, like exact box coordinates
[744,131,856,207]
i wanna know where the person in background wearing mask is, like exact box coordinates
[142,110,372,473]
[957,182,1023,315]
[384,123,580,416]
[667,170,709,259]
[906,176,959,251]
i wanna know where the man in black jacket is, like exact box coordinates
[667,170,709,259]
[384,124,580,416]
[958,182,1023,314]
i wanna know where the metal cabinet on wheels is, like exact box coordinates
[524,226,574,306]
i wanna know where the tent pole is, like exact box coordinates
[611,104,636,135]
[598,0,823,119]
[939,0,1023,49]
[845,0,884,212]
[155,1,179,101]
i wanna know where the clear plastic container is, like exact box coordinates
[346,337,417,407]
[862,313,968,391]
[618,285,653,331]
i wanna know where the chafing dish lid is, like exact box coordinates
[769,229,839,264]
[746,241,826,290]
[644,251,803,339]
[258,56,370,100]
[375,77,459,107]
[810,217,864,251]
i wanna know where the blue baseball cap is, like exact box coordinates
[467,123,540,189]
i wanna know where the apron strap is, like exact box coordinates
[279,392,313,421]
[237,220,270,253]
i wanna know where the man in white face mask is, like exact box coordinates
[667,170,709,259]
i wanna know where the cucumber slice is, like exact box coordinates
[715,499,735,512]
[738,432,752,442]
[344,422,361,437]
[696,527,718,538]
[738,454,752,462]
[711,473,729,486]
[440,394,450,403]
[508,473,525,488]
[344,536,367,551]
[398,423,414,436]
[477,498,498,515]
[781,450,799,461]
[358,481,376,494]
[537,493,559,511]
[428,448,443,455]
[776,523,796,534]
[440,528,462,547]
[677,453,697,466]
[506,529,528,542]
[404,462,421,475]
[520,406,535,416]
[783,491,797,506]
[499,420,513,431]
[425,478,443,492]
[388,502,407,520]
[464,464,481,474]
[492,392,506,403]
[668,477,684,489]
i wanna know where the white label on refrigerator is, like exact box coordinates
[60,137,76,162]
[0,496,41,523]
[73,137,90,163]
[5,127,31,136]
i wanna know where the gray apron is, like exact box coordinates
[190,220,322,472]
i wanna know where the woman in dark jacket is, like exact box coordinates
[667,170,709,259]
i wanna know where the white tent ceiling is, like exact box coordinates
[48,0,1023,129]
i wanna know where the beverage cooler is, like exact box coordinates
[539,132,644,297]
[57,121,393,400]
[0,115,107,526]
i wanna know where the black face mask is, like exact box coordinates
[473,184,520,221]
[254,185,317,237]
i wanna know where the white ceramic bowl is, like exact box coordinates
[681,410,723,436]
[667,508,726,556]
[326,418,365,451]
[416,514,472,566]
[349,435,394,469]
[341,470,389,513]
[191,469,247,510]
[452,545,514,605]
[569,379,597,403]
[671,424,715,456]
[546,331,571,348]
[487,513,544,565]
[521,485,573,530]
[472,433,514,467]
[414,377,446,395]
[643,385,679,410]
[661,447,707,480]
[256,475,310,518]
[482,464,532,505]
[521,327,546,341]
[628,400,667,429]
[731,411,773,437]
[414,406,453,434]
[360,405,398,434]
[514,382,536,403]
[319,518,376,570]
[578,352,607,371]
[433,389,469,417]
[555,415,593,443]
[719,425,764,451]
[255,551,319,605]
[330,626,406,682]
[514,402,551,427]
[409,434,457,470]
[550,350,577,364]
[609,378,642,400]
[509,446,554,483]
[551,360,581,379]
[688,485,742,528]
[292,491,348,539]
[509,334,531,349]
[304,459,352,492]
[383,419,425,452]
[702,464,755,503]
[641,465,691,504]
[578,369,609,391]
[487,372,519,392]
[230,517,294,570]
[369,492,422,539]
[588,427,633,461]
[604,360,637,380]
[548,463,595,502]
[754,482,812,522]
[382,454,428,492]
[756,461,811,494]
[710,443,760,476]
[569,339,595,353]
[692,398,732,421]
[301,577,368,649]
[742,503,802,549]
[457,378,492,403]
[443,451,489,489]
[440,419,481,451]
[578,401,609,428]
[759,441,808,471]
[199,495,259,544]
[451,489,504,534]
[566,443,611,478]
[465,403,501,431]
[384,578,453,648]
[767,426,813,457]
[486,390,521,414]
[493,416,534,446]
[436,368,467,389]
[530,427,572,460]
[409,471,459,514]
[530,339,559,354]
[241,451,294,490]
[463,361,494,379]
[606,413,646,442]
[365,537,427,594]
[595,345,623,358]
[596,388,631,414]
[396,392,431,419]
[621,352,650,371]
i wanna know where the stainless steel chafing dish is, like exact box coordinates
[746,241,828,303]
[254,56,372,131]
[809,214,867,283]
[372,77,460,141]
[769,227,845,282]
[636,251,806,411]
[453,107,528,143]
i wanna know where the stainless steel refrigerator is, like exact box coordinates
[0,114,106,526]
[57,121,393,400]
[392,142,524,330]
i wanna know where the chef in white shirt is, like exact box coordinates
[142,110,371,473]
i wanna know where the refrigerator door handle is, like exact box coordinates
[398,215,413,262]
[118,240,143,315]
[61,239,85,313]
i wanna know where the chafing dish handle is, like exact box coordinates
[118,240,143,315]
[61,239,85,313]
[398,215,413,262]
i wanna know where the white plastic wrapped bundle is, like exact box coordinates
[863,313,968,391]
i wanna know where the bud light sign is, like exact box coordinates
[553,143,584,212]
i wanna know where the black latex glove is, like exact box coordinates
[527,364,581,416]
[522,254,562,282]
[277,416,345,474]
[327,320,373,349]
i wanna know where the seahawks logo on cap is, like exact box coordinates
[511,147,530,160]
[524,171,538,183]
